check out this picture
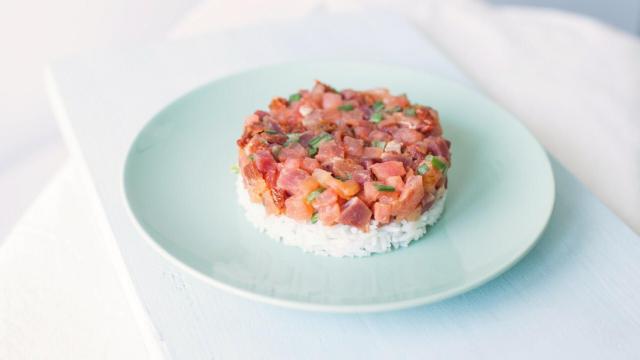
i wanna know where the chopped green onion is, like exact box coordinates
[248,154,255,161]
[371,140,386,149]
[372,101,385,112]
[284,133,301,147]
[310,212,319,224]
[338,104,354,111]
[374,184,396,192]
[307,133,332,156]
[264,129,278,134]
[431,156,447,171]
[308,133,332,147]
[403,108,416,116]
[230,164,239,174]
[306,188,325,203]
[370,112,383,123]
[288,93,301,102]
[417,163,429,175]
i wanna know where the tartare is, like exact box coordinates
[236,81,451,257]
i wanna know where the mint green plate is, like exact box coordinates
[124,62,554,313]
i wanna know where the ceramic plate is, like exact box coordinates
[124,62,554,313]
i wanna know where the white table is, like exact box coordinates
[2,2,639,359]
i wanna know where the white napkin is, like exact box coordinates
[173,0,640,233]
[0,163,149,359]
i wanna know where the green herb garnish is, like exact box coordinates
[306,188,325,203]
[372,101,385,112]
[431,156,447,171]
[417,163,429,175]
[338,104,354,111]
[374,184,396,192]
[284,133,301,147]
[370,112,383,123]
[308,133,332,147]
[403,108,416,116]
[230,164,239,174]
[307,133,332,156]
[371,140,386,149]
[288,93,301,102]
[264,129,278,134]
[310,212,319,224]
[248,154,255,161]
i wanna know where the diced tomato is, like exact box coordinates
[262,190,283,215]
[312,168,360,199]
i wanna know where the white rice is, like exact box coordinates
[236,176,446,257]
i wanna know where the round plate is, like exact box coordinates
[124,62,554,313]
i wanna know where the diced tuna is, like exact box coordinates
[312,188,338,208]
[343,136,364,157]
[301,157,320,173]
[315,140,344,162]
[276,167,310,195]
[373,202,392,224]
[370,161,406,180]
[393,175,424,219]
[351,169,371,184]
[322,92,343,110]
[330,158,364,180]
[385,176,404,192]
[278,142,307,161]
[283,158,302,169]
[362,146,383,160]
[338,197,372,231]
[285,196,313,222]
[368,130,392,142]
[318,203,341,225]
[393,128,424,144]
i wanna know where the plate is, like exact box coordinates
[124,62,554,313]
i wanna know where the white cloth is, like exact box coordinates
[173,0,640,233]
[0,163,149,359]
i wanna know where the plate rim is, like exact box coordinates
[122,60,556,313]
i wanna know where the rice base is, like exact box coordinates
[236,176,446,257]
